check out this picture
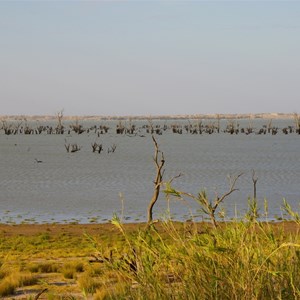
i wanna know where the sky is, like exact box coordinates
[0,1,299,116]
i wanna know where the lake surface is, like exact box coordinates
[0,118,299,223]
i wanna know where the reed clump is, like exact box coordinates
[87,214,300,299]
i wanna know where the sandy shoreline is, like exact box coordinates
[0,221,299,237]
[0,112,296,122]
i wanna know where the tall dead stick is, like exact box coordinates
[147,135,165,225]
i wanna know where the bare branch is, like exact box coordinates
[147,136,165,225]
[169,173,183,184]
[252,170,258,199]
[34,288,48,300]
[213,173,243,210]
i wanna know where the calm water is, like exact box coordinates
[0,118,299,223]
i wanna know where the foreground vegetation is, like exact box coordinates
[1,215,300,299]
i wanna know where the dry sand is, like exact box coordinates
[0,112,296,122]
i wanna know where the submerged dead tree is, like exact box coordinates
[247,170,259,221]
[294,113,300,134]
[91,142,103,153]
[108,144,117,153]
[64,139,81,153]
[252,170,258,200]
[70,119,85,134]
[2,121,14,135]
[55,110,64,134]
[147,136,165,226]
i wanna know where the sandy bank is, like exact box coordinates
[0,112,296,122]
[0,221,299,237]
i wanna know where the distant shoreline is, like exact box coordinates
[0,112,296,122]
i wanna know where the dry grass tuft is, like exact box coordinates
[28,261,59,273]
[62,261,85,279]
[0,271,37,297]
[0,277,16,297]
[77,272,102,294]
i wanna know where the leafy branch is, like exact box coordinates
[165,173,243,228]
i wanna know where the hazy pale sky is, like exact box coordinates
[0,1,299,116]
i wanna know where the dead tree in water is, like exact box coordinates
[70,144,81,153]
[147,117,154,134]
[252,170,258,200]
[64,141,81,153]
[216,114,221,133]
[2,121,13,135]
[55,110,64,134]
[91,142,103,153]
[116,121,125,134]
[246,170,259,222]
[91,142,98,152]
[294,113,300,134]
[107,144,117,153]
[147,136,165,226]
[70,119,85,134]
[267,119,273,134]
[225,119,239,134]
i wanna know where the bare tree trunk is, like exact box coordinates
[294,113,300,134]
[210,214,218,229]
[216,114,220,133]
[147,136,165,225]
[56,110,64,134]
[252,170,258,199]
